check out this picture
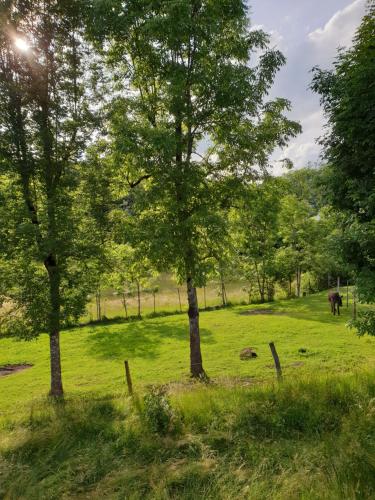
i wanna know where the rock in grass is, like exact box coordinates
[240,348,258,360]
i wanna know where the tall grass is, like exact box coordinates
[1,371,375,499]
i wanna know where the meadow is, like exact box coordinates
[1,291,375,499]
[1,290,373,417]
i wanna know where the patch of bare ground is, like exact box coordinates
[0,364,33,377]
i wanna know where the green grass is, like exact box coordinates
[0,291,374,418]
[1,373,375,499]
[1,291,375,498]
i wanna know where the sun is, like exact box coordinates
[14,38,29,52]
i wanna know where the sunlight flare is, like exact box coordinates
[14,38,29,52]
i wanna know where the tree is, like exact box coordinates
[274,246,298,297]
[0,1,98,396]
[281,167,352,292]
[311,1,375,221]
[108,244,157,319]
[79,142,119,321]
[312,1,375,334]
[91,0,300,376]
[208,242,240,307]
[278,195,319,297]
[311,1,375,297]
[233,178,281,303]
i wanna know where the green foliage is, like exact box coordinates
[348,310,375,337]
[89,0,301,287]
[311,1,375,219]
[232,178,282,301]
[312,1,375,301]
[143,385,180,435]
[0,0,103,342]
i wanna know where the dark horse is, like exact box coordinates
[328,292,343,316]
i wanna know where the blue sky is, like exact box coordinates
[249,0,367,173]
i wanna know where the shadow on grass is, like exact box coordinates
[0,398,141,498]
[86,321,216,361]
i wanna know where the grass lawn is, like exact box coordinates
[1,290,374,418]
[1,291,375,499]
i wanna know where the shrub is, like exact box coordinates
[143,386,179,435]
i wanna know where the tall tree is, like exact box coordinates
[0,0,97,396]
[232,178,281,303]
[311,1,375,302]
[278,195,319,297]
[91,0,300,376]
[108,243,157,319]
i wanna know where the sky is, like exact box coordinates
[248,0,367,174]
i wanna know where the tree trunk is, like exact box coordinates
[186,277,205,378]
[353,289,357,320]
[267,281,275,302]
[296,266,301,297]
[49,329,63,397]
[46,260,63,398]
[255,264,265,303]
[96,288,102,321]
[247,285,252,304]
[136,280,141,318]
[122,291,128,320]
[220,272,227,307]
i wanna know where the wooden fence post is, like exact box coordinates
[124,360,133,395]
[269,342,282,381]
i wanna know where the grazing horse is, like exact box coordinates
[328,292,343,316]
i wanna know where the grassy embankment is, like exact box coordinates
[0,291,375,498]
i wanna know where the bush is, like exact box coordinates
[143,386,180,435]
[348,310,375,336]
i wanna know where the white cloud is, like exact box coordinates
[272,110,325,174]
[308,0,366,60]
